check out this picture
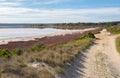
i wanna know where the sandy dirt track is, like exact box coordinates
[64,31,120,78]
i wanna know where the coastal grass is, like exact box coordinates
[116,36,120,54]
[0,33,95,78]
[0,65,54,78]
[38,38,93,66]
[106,24,120,34]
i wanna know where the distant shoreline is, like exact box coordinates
[0,27,98,44]
[0,27,100,50]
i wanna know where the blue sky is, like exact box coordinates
[0,0,120,23]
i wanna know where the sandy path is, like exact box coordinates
[65,31,120,78]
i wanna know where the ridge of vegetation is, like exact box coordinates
[31,21,120,26]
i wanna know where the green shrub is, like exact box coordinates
[76,32,96,40]
[29,42,45,51]
[0,49,11,58]
[11,48,23,56]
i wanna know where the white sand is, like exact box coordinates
[65,29,120,78]
[0,27,98,45]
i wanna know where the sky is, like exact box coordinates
[0,0,120,23]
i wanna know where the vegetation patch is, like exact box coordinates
[76,32,96,40]
[35,38,93,67]
[106,24,120,34]
[116,36,120,53]
[11,48,23,56]
[0,66,54,78]
[29,42,45,52]
[0,49,11,58]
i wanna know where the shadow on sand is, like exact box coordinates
[63,43,97,78]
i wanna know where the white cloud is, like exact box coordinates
[0,7,120,16]
[0,7,120,23]
[35,0,61,5]
[1,16,120,23]
[0,0,6,1]
[0,0,67,5]
[0,6,34,15]
[0,2,21,6]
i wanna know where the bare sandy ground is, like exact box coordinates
[65,30,120,78]
[0,28,97,45]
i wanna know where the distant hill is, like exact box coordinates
[0,21,120,28]
[31,21,120,27]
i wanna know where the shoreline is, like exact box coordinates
[0,27,101,51]
[0,27,98,45]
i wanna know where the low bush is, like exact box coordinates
[76,32,96,40]
[0,49,11,58]
[11,48,23,56]
[29,42,45,52]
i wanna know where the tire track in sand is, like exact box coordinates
[64,31,120,78]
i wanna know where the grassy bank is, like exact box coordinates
[106,24,120,34]
[107,24,120,54]
[116,36,120,54]
[36,38,93,66]
[0,33,95,78]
